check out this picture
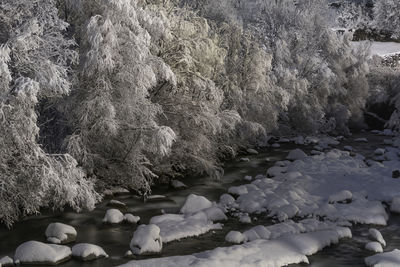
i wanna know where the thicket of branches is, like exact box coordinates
[0,0,387,226]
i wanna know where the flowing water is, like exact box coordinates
[0,132,399,267]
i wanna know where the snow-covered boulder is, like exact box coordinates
[365,249,400,266]
[225,231,246,244]
[365,242,383,253]
[180,194,212,214]
[239,157,250,162]
[343,146,353,152]
[369,228,386,247]
[286,149,307,161]
[247,148,259,155]
[219,194,235,206]
[244,175,252,181]
[203,207,227,221]
[72,244,108,261]
[124,213,140,224]
[239,214,251,224]
[45,223,77,244]
[391,197,400,213]
[170,180,187,190]
[130,224,162,255]
[0,256,13,266]
[14,241,71,265]
[103,209,124,224]
[228,185,248,196]
[328,190,352,204]
[374,148,386,156]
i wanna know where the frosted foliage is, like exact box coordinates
[67,0,176,191]
[0,0,98,227]
[373,0,400,39]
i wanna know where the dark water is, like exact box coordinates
[0,132,398,267]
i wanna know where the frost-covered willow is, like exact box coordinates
[0,0,99,227]
[65,0,176,192]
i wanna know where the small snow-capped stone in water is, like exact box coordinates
[374,148,386,156]
[72,243,108,261]
[170,180,187,190]
[369,228,386,247]
[244,175,252,181]
[130,224,162,255]
[393,170,400,179]
[344,146,353,152]
[239,214,251,224]
[271,143,280,148]
[365,242,383,253]
[125,250,133,258]
[287,149,307,161]
[390,197,400,213]
[219,194,235,206]
[14,241,72,265]
[180,194,212,214]
[247,148,258,155]
[355,137,368,143]
[103,209,124,224]
[328,190,352,204]
[45,222,77,244]
[225,231,246,244]
[203,207,228,221]
[365,249,400,266]
[265,157,271,162]
[239,157,250,162]
[0,256,13,266]
[107,199,127,210]
[124,213,140,224]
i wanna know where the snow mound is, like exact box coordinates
[72,243,108,261]
[369,228,386,247]
[287,149,307,161]
[180,194,212,214]
[124,213,140,224]
[14,241,71,265]
[0,256,13,266]
[130,224,162,255]
[365,242,383,253]
[225,231,246,244]
[365,249,400,266]
[247,148,258,155]
[118,228,351,267]
[103,209,124,224]
[390,196,400,213]
[45,222,77,244]
[328,190,352,204]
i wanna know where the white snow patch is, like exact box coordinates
[180,194,212,214]
[71,243,108,260]
[225,231,247,244]
[14,241,71,265]
[103,209,124,224]
[365,249,400,266]
[130,224,162,255]
[45,223,77,244]
[353,41,400,58]
[365,242,383,253]
[124,214,140,224]
[369,228,386,247]
[328,190,352,203]
[0,256,13,266]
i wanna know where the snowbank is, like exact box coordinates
[72,243,108,261]
[365,249,400,266]
[130,224,162,255]
[14,241,71,265]
[45,222,77,244]
[118,228,351,267]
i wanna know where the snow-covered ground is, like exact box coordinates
[352,41,400,57]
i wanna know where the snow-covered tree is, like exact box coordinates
[373,0,400,39]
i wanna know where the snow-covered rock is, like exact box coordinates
[107,199,127,210]
[365,242,383,253]
[130,224,162,255]
[228,185,248,196]
[103,209,125,224]
[124,213,140,224]
[14,241,71,265]
[355,137,368,143]
[203,207,227,221]
[219,194,235,206]
[328,190,352,204]
[365,249,400,266]
[374,148,386,156]
[239,157,250,162]
[0,256,13,266]
[239,214,251,224]
[344,146,353,152]
[118,228,351,267]
[72,243,108,261]
[271,143,280,148]
[369,228,386,247]
[244,175,252,181]
[180,194,213,214]
[286,149,307,161]
[246,148,258,155]
[391,197,400,213]
[170,180,187,190]
[225,231,247,244]
[45,223,77,244]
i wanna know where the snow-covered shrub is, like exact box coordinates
[373,0,400,39]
